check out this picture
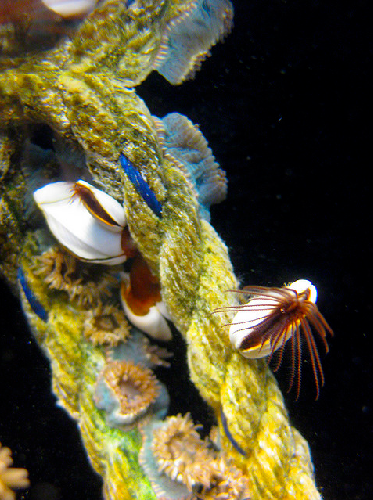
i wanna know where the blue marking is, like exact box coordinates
[220,408,247,456]
[120,153,163,217]
[17,267,48,322]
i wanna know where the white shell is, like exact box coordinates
[229,279,318,359]
[286,279,317,303]
[34,181,127,264]
[75,180,126,231]
[120,274,172,341]
[229,296,278,359]
[41,0,96,17]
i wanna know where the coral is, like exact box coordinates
[140,414,251,500]
[155,113,227,221]
[0,443,29,500]
[154,0,233,84]
[95,360,160,427]
[151,413,213,489]
[194,457,251,500]
[84,304,130,347]
[140,336,173,368]
[35,246,118,308]
[18,234,165,498]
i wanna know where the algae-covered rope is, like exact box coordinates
[121,149,322,499]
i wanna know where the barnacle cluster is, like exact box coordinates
[0,0,326,499]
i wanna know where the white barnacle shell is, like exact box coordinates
[120,273,172,341]
[287,279,317,303]
[41,0,96,18]
[229,279,317,359]
[34,180,128,264]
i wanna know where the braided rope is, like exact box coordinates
[123,152,322,499]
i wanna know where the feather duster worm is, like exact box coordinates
[216,279,333,399]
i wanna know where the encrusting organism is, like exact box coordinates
[216,279,333,399]
[84,303,130,347]
[139,413,251,500]
[120,253,172,341]
[94,360,160,427]
[0,443,29,500]
[34,246,118,308]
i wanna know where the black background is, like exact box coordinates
[1,1,372,499]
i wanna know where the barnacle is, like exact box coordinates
[120,254,172,341]
[218,279,333,399]
[33,180,135,264]
[0,444,29,500]
[41,0,97,18]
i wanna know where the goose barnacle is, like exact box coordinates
[216,279,333,399]
[41,0,97,18]
[34,180,136,264]
[120,255,172,341]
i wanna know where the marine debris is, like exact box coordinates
[1,1,325,499]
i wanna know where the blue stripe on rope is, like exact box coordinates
[120,154,163,217]
[18,267,48,322]
[220,408,247,456]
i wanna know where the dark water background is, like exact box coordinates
[1,0,372,499]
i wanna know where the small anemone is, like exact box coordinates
[84,304,130,347]
[139,415,251,500]
[152,413,213,490]
[94,360,160,427]
[34,246,117,308]
[193,457,251,500]
[141,335,173,368]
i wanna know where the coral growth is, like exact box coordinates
[95,360,160,427]
[152,413,213,490]
[0,444,29,500]
[140,414,251,500]
[84,304,130,347]
[35,246,117,308]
